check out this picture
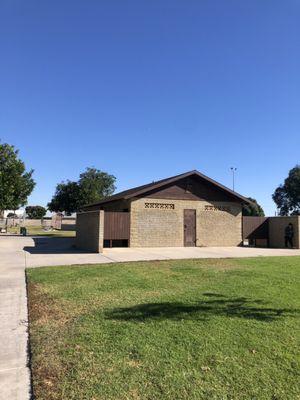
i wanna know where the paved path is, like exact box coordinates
[22,236,300,268]
[0,238,31,400]
[0,235,300,399]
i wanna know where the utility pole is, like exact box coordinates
[230,167,237,191]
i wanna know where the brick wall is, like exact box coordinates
[76,210,104,252]
[268,216,300,249]
[130,198,242,247]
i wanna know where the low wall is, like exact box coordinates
[268,216,300,249]
[3,217,76,230]
[4,218,42,227]
[242,216,269,240]
[26,219,44,226]
[61,219,76,231]
[76,211,104,253]
[62,218,76,225]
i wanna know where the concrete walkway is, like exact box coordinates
[0,237,31,400]
[0,235,300,400]
[26,245,300,267]
[22,236,300,268]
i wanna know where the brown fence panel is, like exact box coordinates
[104,212,130,240]
[242,216,269,240]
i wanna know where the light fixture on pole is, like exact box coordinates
[230,167,237,191]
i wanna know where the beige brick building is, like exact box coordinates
[76,170,251,252]
[130,198,242,247]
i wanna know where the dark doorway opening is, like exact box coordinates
[104,239,129,248]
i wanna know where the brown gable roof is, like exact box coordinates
[83,170,252,209]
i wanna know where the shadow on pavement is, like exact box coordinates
[23,237,87,254]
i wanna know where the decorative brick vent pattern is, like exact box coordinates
[204,205,231,212]
[145,202,175,210]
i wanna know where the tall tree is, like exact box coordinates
[47,181,83,215]
[242,197,265,216]
[0,143,35,217]
[48,168,116,214]
[272,165,300,215]
[79,167,116,204]
[25,205,47,219]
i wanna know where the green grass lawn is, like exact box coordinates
[7,225,75,237]
[27,257,300,400]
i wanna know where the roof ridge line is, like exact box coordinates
[82,170,251,208]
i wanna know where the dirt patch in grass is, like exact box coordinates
[27,282,73,327]
[32,362,66,400]
[28,283,65,399]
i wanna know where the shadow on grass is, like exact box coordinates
[106,293,299,323]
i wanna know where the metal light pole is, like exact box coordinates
[230,167,237,191]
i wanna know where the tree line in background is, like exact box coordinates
[272,165,300,216]
[1,142,299,217]
[25,205,47,219]
[242,197,265,217]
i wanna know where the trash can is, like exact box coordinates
[20,227,27,236]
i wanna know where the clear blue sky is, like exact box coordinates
[1,1,299,215]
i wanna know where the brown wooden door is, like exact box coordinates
[184,209,196,246]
